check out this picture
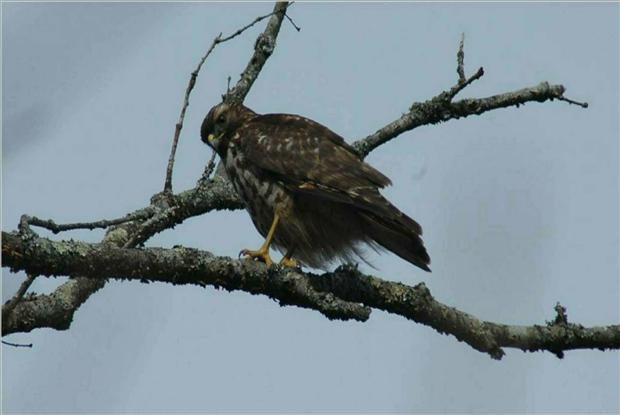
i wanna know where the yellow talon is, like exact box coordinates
[279,256,298,268]
[239,248,273,267]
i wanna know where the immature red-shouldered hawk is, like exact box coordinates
[201,102,430,271]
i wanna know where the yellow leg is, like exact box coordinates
[239,213,279,267]
[279,247,298,268]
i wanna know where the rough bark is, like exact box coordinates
[4,232,619,359]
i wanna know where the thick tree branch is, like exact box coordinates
[2,231,370,333]
[124,176,244,248]
[4,231,619,360]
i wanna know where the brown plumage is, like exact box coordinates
[201,102,431,271]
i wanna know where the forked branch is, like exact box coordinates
[163,1,293,193]
[353,36,587,158]
[0,2,291,335]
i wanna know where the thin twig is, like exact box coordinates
[285,12,301,32]
[198,150,218,186]
[2,273,36,349]
[457,33,466,84]
[21,211,152,234]
[551,302,569,325]
[2,340,33,348]
[2,273,37,318]
[557,95,589,108]
[447,66,485,100]
[163,6,286,194]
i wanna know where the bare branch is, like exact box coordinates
[351,37,588,158]
[4,231,619,360]
[124,176,244,248]
[19,211,152,234]
[457,33,466,84]
[353,81,577,158]
[2,232,370,332]
[2,340,33,348]
[197,149,218,186]
[163,3,292,193]
[284,10,301,32]
[0,171,246,334]
[0,275,105,335]
[225,1,291,104]
[557,95,589,108]
[4,207,162,335]
[2,273,37,321]
[447,66,484,101]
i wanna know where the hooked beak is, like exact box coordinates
[207,133,216,143]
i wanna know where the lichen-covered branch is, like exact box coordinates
[353,81,577,158]
[351,38,587,158]
[2,273,37,325]
[1,274,105,335]
[20,211,153,234]
[225,1,291,104]
[2,231,370,334]
[4,231,619,360]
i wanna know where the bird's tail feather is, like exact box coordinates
[360,208,431,272]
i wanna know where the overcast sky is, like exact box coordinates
[2,2,618,413]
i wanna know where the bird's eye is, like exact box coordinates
[216,115,225,124]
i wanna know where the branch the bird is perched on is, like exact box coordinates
[4,231,619,359]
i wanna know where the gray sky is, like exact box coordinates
[2,2,618,413]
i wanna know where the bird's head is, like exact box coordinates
[201,102,256,156]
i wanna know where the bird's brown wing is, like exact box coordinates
[236,113,423,235]
[236,113,430,271]
[236,113,391,189]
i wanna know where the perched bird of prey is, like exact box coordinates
[201,102,430,271]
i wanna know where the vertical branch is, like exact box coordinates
[163,3,291,193]
[2,274,37,326]
[456,33,466,84]
[225,1,291,104]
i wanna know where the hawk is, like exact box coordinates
[201,102,431,272]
